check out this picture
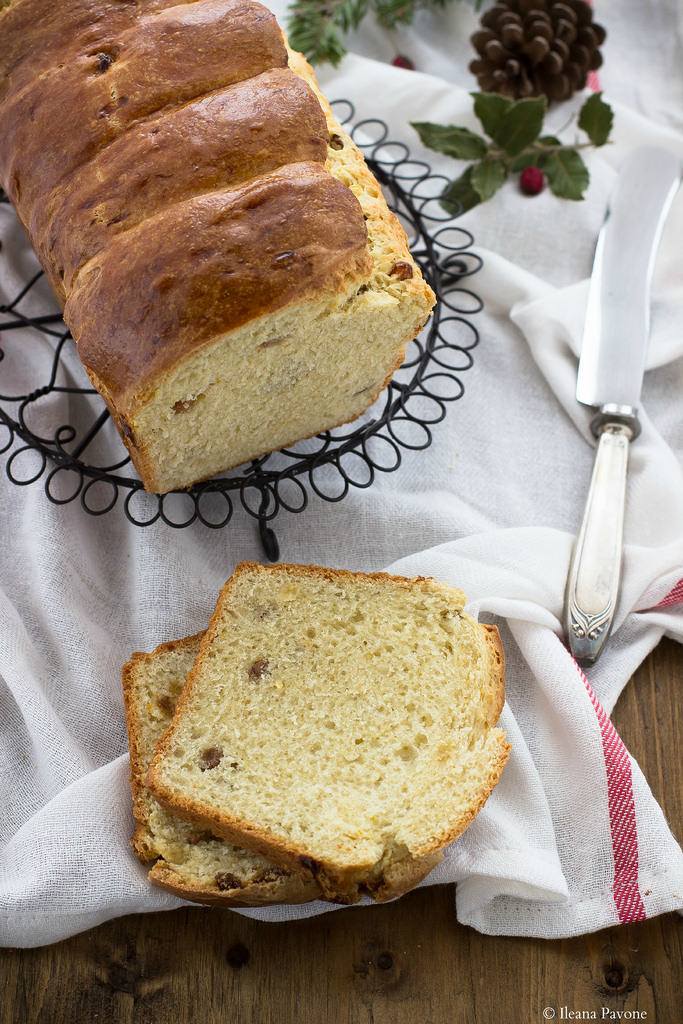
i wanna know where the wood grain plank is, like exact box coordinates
[2,638,681,1024]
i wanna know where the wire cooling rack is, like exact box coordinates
[0,102,483,559]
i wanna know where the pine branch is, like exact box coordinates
[287,0,464,66]
[287,0,369,67]
[374,0,423,29]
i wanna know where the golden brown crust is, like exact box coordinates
[0,0,288,221]
[31,67,329,300]
[0,2,182,103]
[147,860,321,907]
[366,849,445,903]
[288,46,434,301]
[291,847,446,903]
[64,164,370,409]
[482,622,507,723]
[221,560,467,600]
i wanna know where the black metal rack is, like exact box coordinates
[0,103,482,559]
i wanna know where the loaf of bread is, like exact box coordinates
[147,562,510,902]
[0,0,435,493]
[122,631,322,905]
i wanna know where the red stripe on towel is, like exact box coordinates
[656,577,683,607]
[577,665,647,922]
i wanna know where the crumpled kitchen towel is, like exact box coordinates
[2,526,681,943]
[385,531,683,937]
[2,7,683,947]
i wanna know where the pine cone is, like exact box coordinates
[469,0,606,102]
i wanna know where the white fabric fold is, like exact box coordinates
[383,534,683,936]
[1,4,683,946]
[0,757,181,938]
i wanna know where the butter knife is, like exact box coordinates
[564,146,681,665]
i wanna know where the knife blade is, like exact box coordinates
[564,146,681,665]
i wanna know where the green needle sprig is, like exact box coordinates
[286,0,460,67]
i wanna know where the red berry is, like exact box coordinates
[392,54,415,70]
[520,166,544,195]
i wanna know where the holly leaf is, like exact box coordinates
[472,92,515,142]
[490,95,548,157]
[509,135,561,172]
[411,122,489,161]
[510,151,543,172]
[440,166,482,216]
[542,148,590,200]
[578,92,614,146]
[473,93,546,156]
[471,158,507,201]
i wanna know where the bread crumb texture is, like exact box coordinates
[146,563,509,901]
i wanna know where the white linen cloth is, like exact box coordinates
[1,2,683,946]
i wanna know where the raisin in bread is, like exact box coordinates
[122,631,322,906]
[147,562,510,902]
[0,0,435,494]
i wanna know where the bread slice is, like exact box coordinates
[122,632,321,906]
[147,562,510,902]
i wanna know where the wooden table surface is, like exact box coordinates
[3,637,681,1024]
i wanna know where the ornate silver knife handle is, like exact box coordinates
[564,408,639,664]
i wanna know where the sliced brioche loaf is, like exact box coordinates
[0,1,435,494]
[122,632,321,906]
[147,562,510,902]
